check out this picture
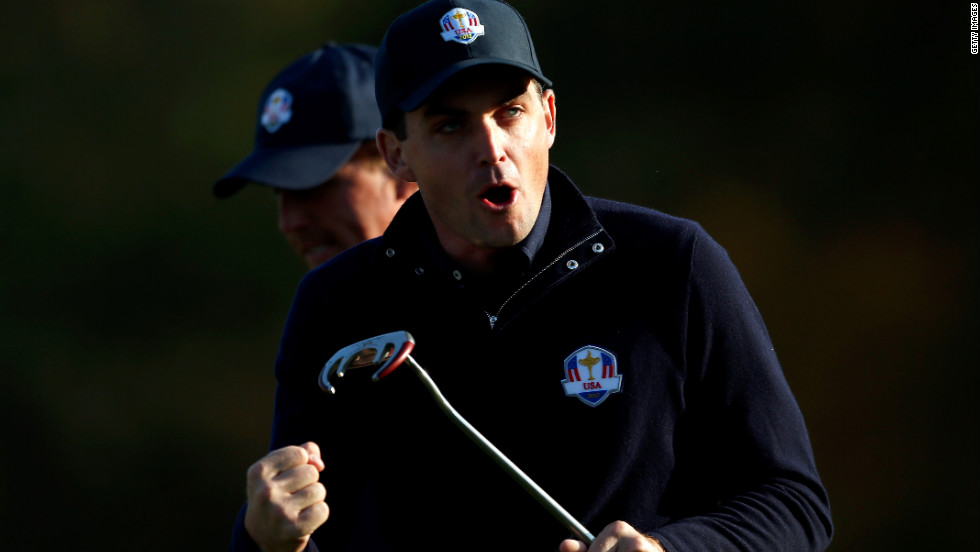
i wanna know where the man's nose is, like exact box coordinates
[474,119,507,167]
[277,192,309,233]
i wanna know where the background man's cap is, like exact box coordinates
[213,43,380,199]
[375,0,551,123]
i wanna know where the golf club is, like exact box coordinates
[318,330,596,545]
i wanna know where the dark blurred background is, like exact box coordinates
[1,1,976,550]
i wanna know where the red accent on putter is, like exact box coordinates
[372,340,414,381]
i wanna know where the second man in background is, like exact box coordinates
[215,43,416,269]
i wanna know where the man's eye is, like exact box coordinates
[503,107,522,118]
[437,120,462,133]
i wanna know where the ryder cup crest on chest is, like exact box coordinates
[440,8,485,44]
[561,346,623,407]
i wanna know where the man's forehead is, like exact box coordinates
[419,68,534,113]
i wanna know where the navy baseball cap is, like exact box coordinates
[213,43,380,198]
[375,0,551,123]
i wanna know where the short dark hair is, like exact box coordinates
[382,79,547,141]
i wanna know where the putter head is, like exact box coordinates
[318,331,415,394]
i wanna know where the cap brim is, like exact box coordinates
[213,141,363,198]
[397,58,552,114]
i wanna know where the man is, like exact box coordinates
[215,43,416,269]
[231,2,833,551]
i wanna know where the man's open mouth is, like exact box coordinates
[480,185,516,207]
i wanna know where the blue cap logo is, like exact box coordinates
[440,8,485,44]
[260,88,293,133]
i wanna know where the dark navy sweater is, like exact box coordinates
[230,166,832,551]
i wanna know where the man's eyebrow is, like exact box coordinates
[420,104,467,119]
[497,83,534,105]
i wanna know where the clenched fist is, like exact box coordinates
[244,442,329,552]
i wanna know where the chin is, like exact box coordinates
[303,247,339,268]
[478,227,528,249]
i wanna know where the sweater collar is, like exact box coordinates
[378,165,603,282]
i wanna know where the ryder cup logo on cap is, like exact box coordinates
[561,346,623,407]
[374,0,552,122]
[440,8,485,44]
[261,88,293,133]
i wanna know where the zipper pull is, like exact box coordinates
[487,315,497,329]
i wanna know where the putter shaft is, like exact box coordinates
[398,355,596,545]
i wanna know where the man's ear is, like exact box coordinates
[543,88,557,149]
[376,129,417,183]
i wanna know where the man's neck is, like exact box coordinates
[428,183,551,275]
[434,233,511,274]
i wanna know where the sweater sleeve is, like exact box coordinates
[649,227,833,552]
[227,272,355,552]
